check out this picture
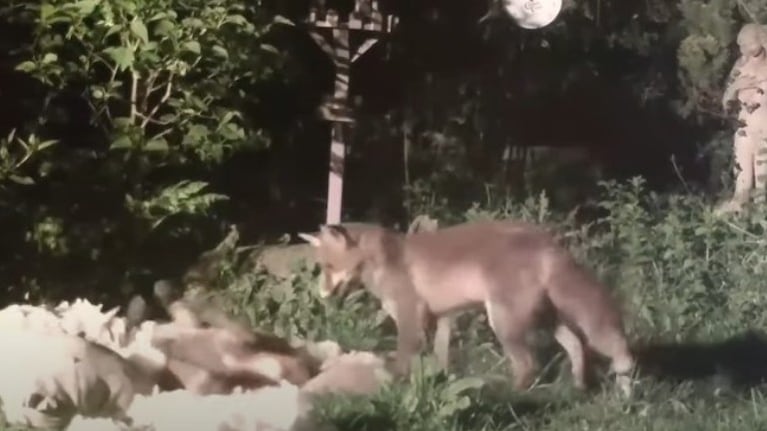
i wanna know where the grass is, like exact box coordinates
[218,177,767,431]
[8,177,767,430]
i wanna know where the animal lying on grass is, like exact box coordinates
[299,219,636,395]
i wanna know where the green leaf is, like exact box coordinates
[130,19,149,44]
[36,139,58,151]
[114,0,137,14]
[260,44,279,55]
[219,111,238,125]
[110,135,133,150]
[183,41,201,55]
[42,53,58,64]
[72,0,99,15]
[112,117,133,129]
[182,125,209,146]
[105,24,123,38]
[9,175,35,185]
[272,15,295,26]
[442,376,485,399]
[15,61,36,73]
[153,19,175,37]
[211,45,229,59]
[144,138,169,152]
[104,46,134,71]
[40,3,56,24]
[223,14,248,26]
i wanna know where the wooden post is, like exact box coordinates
[305,0,398,225]
[326,122,345,224]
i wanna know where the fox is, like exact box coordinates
[298,219,636,395]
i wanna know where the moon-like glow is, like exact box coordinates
[503,0,562,29]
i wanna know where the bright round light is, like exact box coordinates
[503,0,562,29]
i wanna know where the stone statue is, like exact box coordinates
[715,23,767,215]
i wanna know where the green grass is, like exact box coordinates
[8,177,767,430]
[219,178,767,431]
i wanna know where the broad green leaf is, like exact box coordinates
[260,44,279,55]
[36,140,58,151]
[40,4,56,25]
[130,19,149,45]
[112,117,133,129]
[104,46,134,71]
[114,0,137,14]
[183,41,201,54]
[72,0,99,15]
[223,14,248,26]
[105,24,124,38]
[144,138,169,152]
[153,20,175,37]
[110,135,133,150]
[211,45,229,59]
[182,124,209,146]
[219,111,238,125]
[442,376,485,399]
[9,175,35,185]
[148,11,169,21]
[272,15,295,26]
[15,61,36,73]
[181,17,205,29]
[42,53,58,64]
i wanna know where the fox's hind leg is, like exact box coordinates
[581,322,635,397]
[553,323,587,389]
[485,299,539,391]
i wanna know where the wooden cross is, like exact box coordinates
[305,0,399,225]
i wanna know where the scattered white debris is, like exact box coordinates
[55,298,129,351]
[127,383,312,431]
[0,328,155,429]
[0,303,64,335]
[66,415,129,431]
[0,298,393,431]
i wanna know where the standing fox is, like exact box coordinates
[299,220,636,395]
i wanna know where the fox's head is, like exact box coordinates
[298,225,365,299]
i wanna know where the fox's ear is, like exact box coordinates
[319,224,354,246]
[298,232,321,247]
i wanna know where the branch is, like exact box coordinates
[149,128,173,143]
[134,111,175,126]
[130,70,138,123]
[143,71,159,113]
[140,72,174,129]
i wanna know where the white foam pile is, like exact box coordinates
[0,298,391,431]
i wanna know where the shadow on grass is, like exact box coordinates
[313,377,569,431]
[633,329,767,388]
[453,382,570,430]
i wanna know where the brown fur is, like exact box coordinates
[125,281,317,394]
[299,220,635,394]
[149,291,319,393]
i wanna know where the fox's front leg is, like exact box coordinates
[432,316,452,370]
[391,299,424,378]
